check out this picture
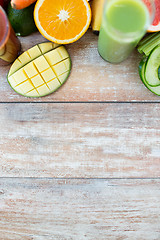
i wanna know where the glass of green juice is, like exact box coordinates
[98,0,155,63]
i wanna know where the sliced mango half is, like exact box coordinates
[8,42,71,97]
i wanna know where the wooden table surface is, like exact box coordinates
[0,30,160,240]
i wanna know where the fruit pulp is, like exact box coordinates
[0,6,21,65]
[34,0,91,44]
[8,43,71,98]
[98,0,150,63]
[147,0,160,32]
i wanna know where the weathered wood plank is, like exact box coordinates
[0,30,160,102]
[0,178,159,240]
[0,103,160,178]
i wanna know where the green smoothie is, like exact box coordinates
[98,0,150,63]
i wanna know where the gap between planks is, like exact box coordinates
[0,177,160,180]
[0,101,160,104]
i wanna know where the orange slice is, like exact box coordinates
[34,0,91,44]
[147,0,160,32]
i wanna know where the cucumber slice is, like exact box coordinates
[139,58,147,82]
[145,45,160,87]
[8,42,71,98]
[139,59,160,96]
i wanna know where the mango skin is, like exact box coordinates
[8,42,72,98]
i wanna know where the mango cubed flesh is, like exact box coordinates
[8,42,71,97]
[41,68,56,82]
[47,79,61,91]
[31,75,45,88]
[57,46,70,59]
[16,80,34,94]
[23,62,38,78]
[33,55,50,72]
[27,45,42,59]
[8,76,18,88]
[58,72,70,84]
[44,49,62,66]
[36,84,49,95]
[9,42,60,76]
[18,51,31,65]
[38,42,56,53]
[25,89,39,97]
[12,69,28,83]
[14,85,25,94]
[52,60,68,76]
[8,59,22,77]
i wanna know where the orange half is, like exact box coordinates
[34,0,91,44]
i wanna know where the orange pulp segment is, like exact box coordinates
[34,0,91,44]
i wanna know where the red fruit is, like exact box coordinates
[144,0,160,32]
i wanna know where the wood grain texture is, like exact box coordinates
[0,30,160,102]
[0,103,160,178]
[0,178,159,240]
[0,24,159,240]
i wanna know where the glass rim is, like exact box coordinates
[0,6,10,49]
[103,0,155,41]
